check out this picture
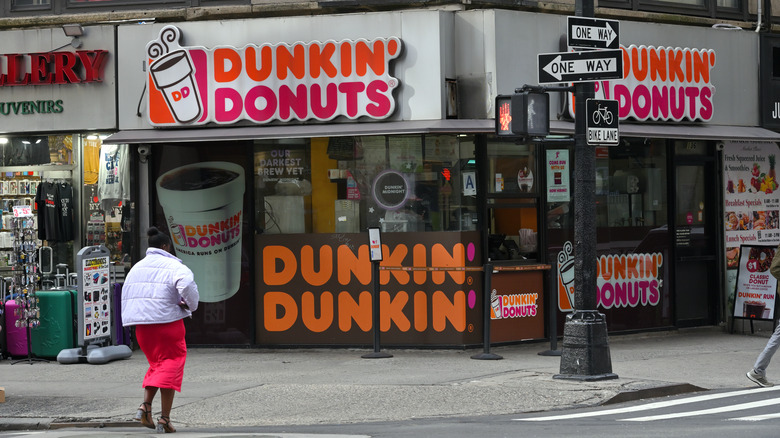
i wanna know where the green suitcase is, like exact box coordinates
[31,290,77,358]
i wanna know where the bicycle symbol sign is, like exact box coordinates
[586,99,619,146]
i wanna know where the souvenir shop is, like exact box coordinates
[0,25,140,359]
[102,10,780,347]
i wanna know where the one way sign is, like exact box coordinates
[568,16,620,50]
[537,49,624,84]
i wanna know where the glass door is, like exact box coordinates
[673,141,719,327]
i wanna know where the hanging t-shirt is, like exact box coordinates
[58,182,74,241]
[39,181,59,241]
[35,182,45,240]
[83,139,101,185]
[97,144,131,211]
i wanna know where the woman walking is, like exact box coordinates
[122,227,199,433]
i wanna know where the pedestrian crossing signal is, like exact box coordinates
[495,92,549,137]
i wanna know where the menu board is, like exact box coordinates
[724,141,780,270]
[733,244,778,321]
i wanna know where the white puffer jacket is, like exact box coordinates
[121,247,199,326]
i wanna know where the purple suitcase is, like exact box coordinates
[113,283,131,347]
[4,299,29,357]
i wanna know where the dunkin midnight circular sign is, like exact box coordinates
[372,170,410,210]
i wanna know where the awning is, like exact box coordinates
[103,119,780,144]
[102,119,495,144]
[550,120,780,141]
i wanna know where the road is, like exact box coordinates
[4,385,780,437]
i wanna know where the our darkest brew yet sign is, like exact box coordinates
[372,170,410,210]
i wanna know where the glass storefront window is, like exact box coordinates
[0,134,72,167]
[82,134,134,269]
[595,139,668,232]
[486,139,539,261]
[13,0,51,7]
[253,134,477,234]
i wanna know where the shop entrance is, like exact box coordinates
[672,141,719,327]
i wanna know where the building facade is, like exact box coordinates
[1,0,778,347]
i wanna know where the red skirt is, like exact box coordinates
[135,319,187,392]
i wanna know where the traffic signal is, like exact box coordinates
[495,91,549,137]
[495,95,514,137]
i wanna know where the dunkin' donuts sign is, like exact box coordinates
[146,25,403,126]
[570,44,717,122]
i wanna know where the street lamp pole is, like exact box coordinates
[555,0,618,381]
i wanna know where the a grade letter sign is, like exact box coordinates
[537,49,624,84]
[567,16,620,50]
[586,99,619,146]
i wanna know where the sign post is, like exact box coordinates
[362,227,392,359]
[553,7,619,381]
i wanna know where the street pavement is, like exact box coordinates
[0,324,776,432]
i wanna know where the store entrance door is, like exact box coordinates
[672,143,719,327]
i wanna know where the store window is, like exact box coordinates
[0,134,77,282]
[254,134,477,234]
[82,135,134,271]
[486,139,540,261]
[595,138,669,251]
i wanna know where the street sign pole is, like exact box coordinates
[554,0,618,381]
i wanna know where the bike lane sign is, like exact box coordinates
[586,99,619,146]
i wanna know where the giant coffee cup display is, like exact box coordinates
[156,161,245,302]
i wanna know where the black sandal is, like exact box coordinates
[134,402,154,429]
[157,415,176,433]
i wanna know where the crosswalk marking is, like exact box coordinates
[729,412,780,422]
[515,386,780,422]
[622,397,780,422]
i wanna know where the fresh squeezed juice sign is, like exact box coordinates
[557,241,663,311]
[723,142,780,270]
[570,45,716,122]
[733,245,777,320]
[146,25,402,126]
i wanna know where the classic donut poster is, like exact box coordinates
[733,245,777,321]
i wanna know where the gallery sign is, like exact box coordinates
[146,25,403,126]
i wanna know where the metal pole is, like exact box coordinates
[539,268,561,356]
[555,0,617,380]
[362,260,392,359]
[472,263,502,360]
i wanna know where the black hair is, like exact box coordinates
[147,226,172,249]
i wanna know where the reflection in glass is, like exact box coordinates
[253,135,476,234]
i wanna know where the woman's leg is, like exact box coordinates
[160,388,174,418]
[144,386,159,405]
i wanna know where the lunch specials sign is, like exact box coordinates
[146,25,402,126]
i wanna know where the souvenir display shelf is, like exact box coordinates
[9,210,45,364]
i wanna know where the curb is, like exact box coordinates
[602,383,707,405]
[50,421,141,430]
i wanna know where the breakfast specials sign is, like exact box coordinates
[723,141,780,270]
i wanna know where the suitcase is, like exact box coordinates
[113,283,131,347]
[30,290,76,359]
[4,299,30,357]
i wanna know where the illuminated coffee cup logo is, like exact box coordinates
[156,161,245,303]
[147,26,203,124]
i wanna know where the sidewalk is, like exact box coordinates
[0,326,773,431]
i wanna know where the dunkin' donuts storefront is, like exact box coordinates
[106,10,779,347]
